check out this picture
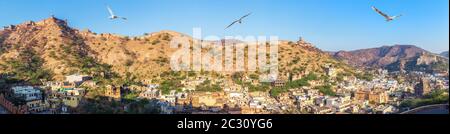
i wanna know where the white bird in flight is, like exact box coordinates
[107,5,127,20]
[372,6,402,22]
[225,13,252,29]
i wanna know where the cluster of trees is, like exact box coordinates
[82,85,160,114]
[79,96,123,114]
[157,71,202,95]
[315,84,335,96]
[109,72,141,87]
[430,61,449,73]
[271,73,318,97]
[356,72,374,81]
[122,90,140,102]
[4,47,52,85]
[230,73,271,92]
[248,82,270,92]
[158,71,216,94]
[196,79,222,92]
[125,99,161,114]
[160,80,183,95]
[60,43,119,84]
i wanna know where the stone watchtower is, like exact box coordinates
[297,37,306,44]
[297,36,313,47]
[414,78,431,96]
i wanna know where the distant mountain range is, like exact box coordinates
[331,45,449,73]
[441,51,449,58]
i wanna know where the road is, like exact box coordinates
[401,104,449,114]
[413,106,449,114]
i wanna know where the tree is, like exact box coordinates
[160,80,181,95]
[270,73,319,97]
[196,80,222,92]
[270,87,287,97]
[357,72,373,81]
[5,47,52,85]
[316,85,336,96]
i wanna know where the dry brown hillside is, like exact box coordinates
[0,17,356,83]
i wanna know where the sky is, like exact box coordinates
[0,0,448,53]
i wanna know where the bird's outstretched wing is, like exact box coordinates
[240,12,252,20]
[225,20,239,29]
[226,13,252,29]
[391,14,402,20]
[372,6,390,19]
[107,5,115,16]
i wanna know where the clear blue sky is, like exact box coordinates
[0,0,448,53]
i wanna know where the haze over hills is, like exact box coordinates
[332,45,449,73]
[441,51,449,58]
[0,17,357,84]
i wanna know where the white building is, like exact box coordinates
[228,91,243,98]
[325,97,338,107]
[12,86,42,101]
[65,74,91,83]
[139,89,160,99]
[12,86,48,113]
[160,90,177,104]
[249,100,264,109]
[314,96,326,106]
[147,84,159,89]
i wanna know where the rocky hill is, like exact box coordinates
[441,51,449,58]
[332,45,449,73]
[0,17,356,84]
